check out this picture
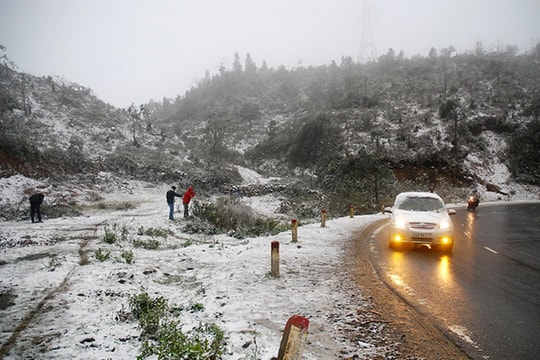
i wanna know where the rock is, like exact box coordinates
[486,183,508,195]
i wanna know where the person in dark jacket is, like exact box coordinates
[166,186,182,220]
[29,193,45,223]
[182,186,196,218]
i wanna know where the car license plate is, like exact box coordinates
[413,232,431,238]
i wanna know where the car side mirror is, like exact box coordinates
[384,207,393,213]
[447,209,456,215]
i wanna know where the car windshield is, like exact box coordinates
[397,196,445,212]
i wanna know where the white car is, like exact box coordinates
[385,192,456,253]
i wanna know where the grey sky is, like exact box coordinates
[1,0,539,108]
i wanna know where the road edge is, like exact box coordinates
[345,218,472,360]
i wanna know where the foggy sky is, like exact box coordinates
[1,0,539,108]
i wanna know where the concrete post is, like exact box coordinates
[277,315,310,360]
[271,241,280,278]
[321,209,326,227]
[291,218,298,242]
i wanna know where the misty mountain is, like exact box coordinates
[1,46,539,217]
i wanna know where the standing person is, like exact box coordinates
[29,193,45,223]
[166,186,182,220]
[182,186,196,218]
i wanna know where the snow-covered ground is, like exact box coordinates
[0,166,538,359]
[0,170,390,359]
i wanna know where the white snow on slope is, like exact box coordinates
[236,166,280,185]
[0,176,386,359]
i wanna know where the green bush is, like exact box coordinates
[183,302,205,313]
[251,218,288,237]
[132,238,160,250]
[94,248,110,262]
[286,114,344,170]
[193,197,286,238]
[128,290,225,360]
[120,250,134,264]
[140,322,225,360]
[129,291,168,336]
[438,99,458,119]
[102,226,117,244]
[508,119,540,185]
[137,226,171,238]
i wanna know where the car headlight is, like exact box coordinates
[393,218,407,229]
[440,220,450,230]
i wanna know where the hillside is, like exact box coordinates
[1,46,539,220]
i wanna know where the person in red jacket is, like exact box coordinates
[182,186,195,218]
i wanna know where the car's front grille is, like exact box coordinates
[410,222,437,230]
[412,237,433,242]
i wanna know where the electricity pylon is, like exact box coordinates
[358,0,377,63]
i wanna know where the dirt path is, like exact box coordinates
[344,219,471,360]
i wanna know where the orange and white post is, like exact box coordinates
[277,315,310,360]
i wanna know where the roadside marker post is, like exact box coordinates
[291,218,298,242]
[320,209,326,227]
[349,204,355,218]
[271,241,280,278]
[277,315,310,360]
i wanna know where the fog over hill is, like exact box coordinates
[1,38,540,360]
[1,45,539,220]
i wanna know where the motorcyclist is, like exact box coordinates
[468,189,480,208]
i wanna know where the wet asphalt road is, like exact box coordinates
[369,202,540,360]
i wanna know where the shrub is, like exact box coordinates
[120,225,129,242]
[287,114,344,170]
[102,226,117,244]
[94,248,110,262]
[439,99,458,119]
[140,322,225,360]
[128,290,226,360]
[137,226,171,238]
[129,291,168,337]
[47,255,63,271]
[251,218,288,237]
[183,302,205,313]
[120,250,134,264]
[508,119,540,185]
[132,238,160,250]
[192,197,286,238]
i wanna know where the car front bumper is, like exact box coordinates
[389,227,454,246]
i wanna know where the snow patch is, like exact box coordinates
[236,165,280,185]
[0,175,390,359]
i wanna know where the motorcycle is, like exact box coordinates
[467,194,479,211]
